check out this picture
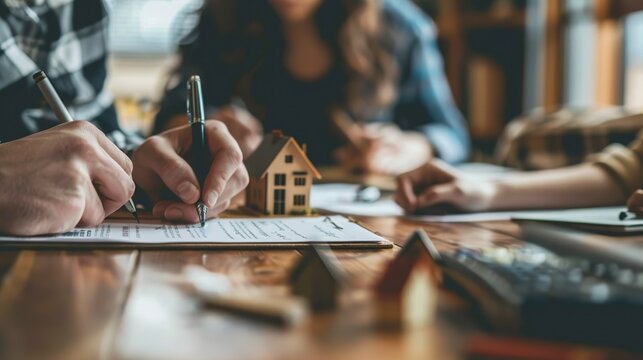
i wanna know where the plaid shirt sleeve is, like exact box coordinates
[382,0,470,164]
[0,0,141,151]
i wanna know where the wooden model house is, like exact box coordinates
[244,130,321,215]
[290,245,344,311]
[374,229,442,329]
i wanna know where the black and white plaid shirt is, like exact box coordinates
[0,0,140,150]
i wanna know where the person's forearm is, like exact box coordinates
[489,164,625,210]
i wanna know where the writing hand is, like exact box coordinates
[0,121,135,235]
[132,120,248,223]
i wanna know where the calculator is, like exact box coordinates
[440,244,643,351]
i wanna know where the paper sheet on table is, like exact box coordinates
[311,184,539,222]
[410,210,540,223]
[311,184,404,217]
[0,216,385,245]
[512,207,643,227]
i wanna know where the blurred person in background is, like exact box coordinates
[155,0,470,175]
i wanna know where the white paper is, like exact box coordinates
[410,211,537,223]
[512,206,643,226]
[0,216,385,244]
[311,184,404,217]
[311,184,542,222]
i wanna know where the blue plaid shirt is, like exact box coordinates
[156,0,470,164]
[0,0,140,150]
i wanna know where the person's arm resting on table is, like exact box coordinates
[395,138,643,214]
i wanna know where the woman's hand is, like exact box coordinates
[211,105,263,158]
[334,124,432,175]
[394,160,498,214]
[627,189,643,216]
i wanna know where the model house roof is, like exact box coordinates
[244,130,322,179]
[290,245,344,286]
[375,229,442,296]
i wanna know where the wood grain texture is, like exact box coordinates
[0,250,138,360]
[0,216,542,360]
[109,216,476,360]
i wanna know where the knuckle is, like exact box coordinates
[206,120,228,133]
[226,146,243,165]
[238,167,249,188]
[72,120,98,134]
[66,135,97,159]
[125,178,136,198]
[142,135,165,151]
[68,120,87,130]
[123,157,134,175]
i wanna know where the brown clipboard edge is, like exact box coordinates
[0,216,393,250]
[0,239,392,250]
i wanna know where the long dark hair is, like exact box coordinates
[175,0,397,120]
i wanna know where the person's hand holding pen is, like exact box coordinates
[131,120,249,223]
[0,122,135,236]
[332,117,432,176]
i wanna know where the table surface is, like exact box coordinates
[2,212,636,360]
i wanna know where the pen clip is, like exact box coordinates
[187,75,205,124]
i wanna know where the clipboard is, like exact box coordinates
[0,216,394,250]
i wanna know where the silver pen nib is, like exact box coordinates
[197,201,208,227]
[124,199,140,223]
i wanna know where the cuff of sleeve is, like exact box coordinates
[422,124,470,164]
[591,144,643,197]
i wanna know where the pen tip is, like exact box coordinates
[197,202,208,227]
[134,211,140,224]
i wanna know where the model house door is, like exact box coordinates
[274,189,285,215]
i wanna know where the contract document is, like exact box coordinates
[0,216,390,248]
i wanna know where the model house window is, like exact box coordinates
[294,177,306,186]
[274,189,286,215]
[285,155,293,163]
[293,195,306,206]
[274,173,286,186]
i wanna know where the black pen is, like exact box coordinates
[619,210,642,221]
[187,75,209,227]
[33,70,140,223]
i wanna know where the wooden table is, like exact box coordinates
[0,216,562,360]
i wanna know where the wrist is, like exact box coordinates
[487,180,512,211]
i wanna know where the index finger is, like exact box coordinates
[201,121,244,208]
[395,175,418,212]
